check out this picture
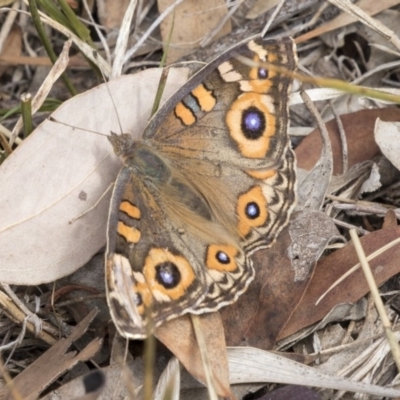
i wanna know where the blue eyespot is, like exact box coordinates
[241,106,266,139]
[246,202,260,219]
[134,293,143,306]
[155,262,181,288]
[258,68,268,79]
[216,251,230,264]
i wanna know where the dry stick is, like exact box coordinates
[349,229,400,372]
[0,290,56,345]
[329,101,348,173]
[333,202,400,219]
[0,129,12,155]
[191,314,218,400]
[261,0,286,37]
[299,90,333,210]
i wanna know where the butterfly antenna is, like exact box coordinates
[48,117,109,137]
[98,67,125,135]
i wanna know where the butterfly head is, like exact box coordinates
[108,132,134,158]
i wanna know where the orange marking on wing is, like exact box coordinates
[120,201,140,219]
[239,55,274,93]
[226,93,276,158]
[143,248,195,300]
[248,40,268,60]
[175,102,196,126]
[192,85,216,112]
[246,169,277,180]
[206,244,239,272]
[133,275,153,315]
[240,79,272,93]
[117,221,141,244]
[237,186,268,237]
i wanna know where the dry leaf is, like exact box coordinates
[97,0,130,30]
[0,68,189,285]
[158,0,231,63]
[222,211,340,349]
[155,312,232,398]
[0,25,21,78]
[280,226,400,339]
[227,347,400,397]
[374,118,400,171]
[295,108,400,175]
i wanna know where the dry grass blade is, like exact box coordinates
[191,314,218,400]
[349,229,400,372]
[111,0,138,78]
[37,11,111,76]
[236,54,400,104]
[10,39,71,143]
[154,357,180,400]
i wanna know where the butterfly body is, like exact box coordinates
[106,36,297,339]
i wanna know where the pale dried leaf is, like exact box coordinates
[0,68,189,285]
[360,163,382,193]
[374,118,400,171]
[290,88,345,105]
[154,357,180,400]
[227,347,400,397]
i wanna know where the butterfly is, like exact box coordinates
[105,36,297,339]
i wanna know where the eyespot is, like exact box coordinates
[237,186,268,237]
[226,93,275,158]
[245,202,260,219]
[134,293,143,306]
[241,106,266,140]
[206,244,238,272]
[258,68,268,79]
[216,250,230,264]
[143,248,196,300]
[155,261,181,289]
